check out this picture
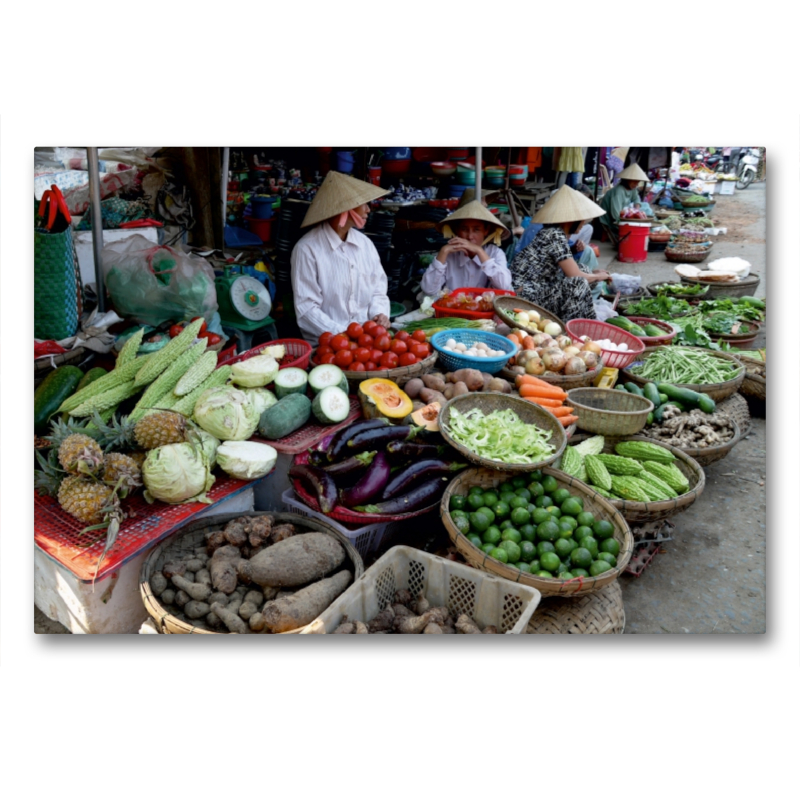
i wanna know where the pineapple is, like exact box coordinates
[57,434,105,477]
[128,451,148,469]
[57,475,119,527]
[102,453,142,497]
[133,411,188,450]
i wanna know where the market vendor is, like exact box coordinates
[515,185,596,256]
[509,185,610,322]
[419,200,512,296]
[597,163,649,244]
[291,171,391,345]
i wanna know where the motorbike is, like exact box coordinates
[736,148,760,190]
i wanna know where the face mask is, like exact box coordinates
[338,209,367,229]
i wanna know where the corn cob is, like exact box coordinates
[584,454,612,491]
[170,366,232,417]
[128,340,208,423]
[57,355,152,414]
[175,350,218,396]
[594,453,644,476]
[560,446,587,482]
[610,475,651,503]
[116,328,146,366]
[614,441,675,464]
[70,380,141,417]
[642,461,689,493]
[133,319,205,388]
[636,470,678,500]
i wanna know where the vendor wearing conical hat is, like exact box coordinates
[291,171,390,345]
[598,162,649,244]
[419,200,513,297]
[509,186,610,322]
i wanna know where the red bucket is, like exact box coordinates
[245,216,273,243]
[617,221,651,263]
[368,165,382,186]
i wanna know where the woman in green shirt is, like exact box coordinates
[598,163,649,244]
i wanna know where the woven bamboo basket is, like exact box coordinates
[500,362,603,391]
[564,434,705,524]
[492,295,566,336]
[665,245,712,263]
[439,392,567,472]
[717,392,752,436]
[442,467,633,598]
[620,346,745,402]
[566,387,653,436]
[675,418,742,467]
[309,348,438,392]
[526,580,625,634]
[737,355,766,402]
[139,512,364,634]
[678,272,761,299]
[709,320,761,348]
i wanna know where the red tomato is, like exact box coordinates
[371,349,384,363]
[318,331,334,347]
[348,341,358,351]
[371,325,387,339]
[357,333,374,348]
[354,347,371,363]
[351,361,367,372]
[364,361,378,371]
[169,324,184,338]
[374,335,392,352]
[316,345,334,358]
[330,334,349,352]
[390,339,408,355]
[334,350,354,368]
[206,333,222,345]
[362,320,378,335]
[411,329,427,343]
[347,322,364,340]
[398,352,417,367]
[408,342,428,359]
[394,330,411,342]
[379,351,399,369]
[319,353,337,365]
[191,316,208,334]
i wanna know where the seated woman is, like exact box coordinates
[515,185,596,257]
[509,186,610,322]
[419,200,512,296]
[598,163,649,244]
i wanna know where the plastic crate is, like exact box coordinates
[430,328,518,374]
[281,488,402,557]
[565,319,645,369]
[304,545,542,634]
[218,338,311,370]
[433,287,516,320]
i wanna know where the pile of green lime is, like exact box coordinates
[448,472,620,580]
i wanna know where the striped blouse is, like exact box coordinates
[290,222,390,345]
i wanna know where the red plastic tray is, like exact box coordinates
[34,474,256,583]
[218,338,311,370]
[433,287,516,320]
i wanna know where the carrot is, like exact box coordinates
[550,406,575,418]
[519,383,568,401]
[508,334,521,346]
[522,336,536,350]
[559,415,580,427]
[515,374,560,390]
[525,396,563,408]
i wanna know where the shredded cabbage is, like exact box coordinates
[445,407,555,464]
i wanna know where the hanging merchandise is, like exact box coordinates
[156,181,195,230]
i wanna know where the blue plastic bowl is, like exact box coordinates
[430,329,518,375]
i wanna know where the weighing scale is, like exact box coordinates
[215,265,277,349]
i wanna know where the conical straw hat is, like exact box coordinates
[617,163,650,183]
[436,199,510,245]
[611,147,629,162]
[301,171,389,228]
[531,185,606,225]
[457,187,501,208]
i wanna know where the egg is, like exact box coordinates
[445,338,456,349]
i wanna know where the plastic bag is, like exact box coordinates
[103,234,218,327]
[593,297,618,322]
[608,273,642,295]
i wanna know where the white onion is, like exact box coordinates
[564,356,587,376]
[542,349,567,372]
[555,335,572,350]
[544,321,562,337]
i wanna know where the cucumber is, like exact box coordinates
[257,393,312,440]
[646,412,654,426]
[643,324,665,337]
[624,382,644,397]
[627,322,647,336]
[657,383,703,408]
[311,386,351,425]
[697,393,716,414]
[607,317,633,331]
[736,296,765,309]
[308,364,348,395]
[615,385,627,392]
[75,367,108,394]
[273,367,308,399]
[642,382,661,407]
[35,366,84,434]
[658,393,668,405]
[653,401,685,423]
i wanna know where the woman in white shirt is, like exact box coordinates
[291,171,391,345]
[420,200,512,296]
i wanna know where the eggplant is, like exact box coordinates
[322,450,376,476]
[355,477,449,516]
[346,424,423,456]
[379,459,467,502]
[327,419,388,463]
[288,465,338,514]
[385,440,444,463]
[339,451,391,508]
[307,448,329,468]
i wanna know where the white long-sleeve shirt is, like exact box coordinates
[291,222,390,345]
[419,244,512,296]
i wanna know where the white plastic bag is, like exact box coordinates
[593,297,618,322]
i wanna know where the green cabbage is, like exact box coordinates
[192,427,220,469]
[216,441,278,480]
[230,354,279,388]
[242,387,278,418]
[142,442,215,504]
[193,386,259,441]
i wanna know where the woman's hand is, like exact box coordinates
[371,313,390,328]
[448,237,489,262]
[590,270,611,283]
[573,240,585,253]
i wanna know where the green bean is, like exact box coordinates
[631,347,741,384]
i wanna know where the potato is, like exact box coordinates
[404,378,424,399]
[487,378,512,393]
[449,369,483,391]
[443,384,455,400]
[209,545,244,594]
[481,372,494,390]
[421,373,446,393]
[418,388,447,406]
[174,590,190,608]
[160,589,176,606]
[184,601,211,620]
[452,381,469,396]
[149,572,168,597]
[185,558,204,573]
[262,570,353,633]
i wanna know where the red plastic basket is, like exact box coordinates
[565,319,645,369]
[219,338,311,370]
[624,317,677,346]
[433,287,515,320]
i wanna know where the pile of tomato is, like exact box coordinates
[315,321,433,371]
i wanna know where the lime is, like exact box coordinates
[512,476,527,489]
[450,495,468,512]
[546,506,562,519]
[532,508,552,525]
[527,504,539,516]
[511,507,531,526]
[467,534,483,549]
[483,526,502,546]
[554,538,575,560]
[542,475,559,494]
[600,538,621,557]
[467,492,485,511]
[514,488,532,503]
[497,481,515,496]
[529,469,543,482]
[589,560,612,576]
[558,519,576,537]
[570,567,589,578]
[492,501,510,520]
[500,492,516,507]
[509,496,528,510]
[559,515,578,530]
[528,481,545,498]
[453,516,471,535]
[516,562,532,574]
[577,511,595,527]
[479,507,496,525]
[500,540,522,563]
[593,519,615,540]
[500,519,516,531]
[558,572,574,581]
[481,542,496,555]
[529,559,541,572]
[481,491,499,508]
[571,547,593,569]
[536,570,554,578]
[552,488,572,506]
[597,551,617,567]
[540,552,562,573]
[537,541,556,557]
[469,510,491,534]
[501,528,522,545]
[519,541,537,562]
[489,547,509,564]
[519,524,537,542]
[578,536,599,559]
[534,495,553,508]
[536,520,560,542]
[561,497,583,517]
[574,525,594,541]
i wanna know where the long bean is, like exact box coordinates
[630,347,741,384]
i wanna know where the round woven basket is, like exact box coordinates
[492,295,566,337]
[564,434,705,524]
[442,467,633,597]
[679,272,761,299]
[717,392,752,436]
[709,320,761,347]
[674,418,742,467]
[139,512,364,634]
[620,346,745,402]
[310,348,438,392]
[500,362,604,391]
[623,316,678,346]
[647,280,710,300]
[526,580,625,634]
[566,387,653,436]
[438,392,567,472]
[736,355,766,402]
[665,246,711,263]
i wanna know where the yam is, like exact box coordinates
[244,515,273,547]
[455,614,482,634]
[414,593,431,615]
[392,604,414,619]
[239,601,259,620]
[244,590,264,607]
[452,381,469,397]
[393,589,414,607]
[192,552,210,566]
[269,523,296,544]
[225,593,243,616]
[205,611,224,630]
[160,589,176,606]
[482,626,498,634]
[367,605,395,633]
[262,570,353,633]
[240,532,346,588]
[418,388,447,406]
[184,600,210,619]
[210,602,248,634]
[185,558,204,573]
[394,608,446,634]
[423,623,443,634]
[209,545,244,594]
[171,574,212,602]
[332,619,355,634]
[150,572,168,597]
[162,561,186,580]
[354,621,369,634]
[205,530,227,556]
[174,590,190,608]
[183,572,195,584]
[404,378,424,399]
[207,591,229,606]
[195,568,212,587]
[223,518,248,548]
[421,373,446,394]
[249,613,266,632]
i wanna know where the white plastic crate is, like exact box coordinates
[281,488,403,557]
[304,545,542,634]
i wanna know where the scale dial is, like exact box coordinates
[229,275,271,321]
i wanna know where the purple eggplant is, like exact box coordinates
[288,464,338,514]
[322,450,376,476]
[327,419,388,463]
[339,450,392,508]
[346,424,423,456]
[379,459,467,502]
[306,448,329,468]
[355,476,449,516]
[385,440,445,463]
